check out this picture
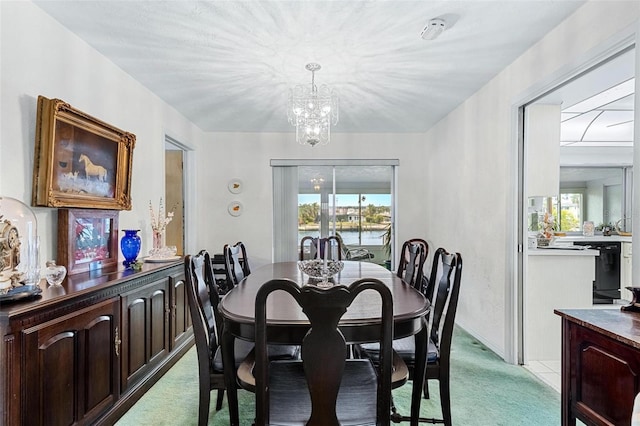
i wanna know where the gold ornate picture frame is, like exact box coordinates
[57,208,119,275]
[32,96,135,210]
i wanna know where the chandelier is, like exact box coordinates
[310,177,325,191]
[287,63,339,147]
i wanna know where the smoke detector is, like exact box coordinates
[421,18,447,40]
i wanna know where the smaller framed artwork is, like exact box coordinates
[57,209,119,275]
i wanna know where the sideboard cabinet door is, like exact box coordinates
[120,276,170,392]
[22,297,120,425]
[169,270,191,350]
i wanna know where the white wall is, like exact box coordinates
[1,2,206,265]
[193,132,427,268]
[422,1,640,358]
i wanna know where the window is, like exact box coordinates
[552,192,583,232]
[272,160,397,263]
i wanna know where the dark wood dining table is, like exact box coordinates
[219,261,430,426]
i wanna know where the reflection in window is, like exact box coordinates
[559,166,631,232]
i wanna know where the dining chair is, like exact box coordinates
[356,247,462,425]
[299,235,343,261]
[397,238,429,290]
[334,233,374,261]
[184,251,255,425]
[223,241,251,290]
[186,251,300,425]
[244,277,398,425]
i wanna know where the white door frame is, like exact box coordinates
[507,28,637,365]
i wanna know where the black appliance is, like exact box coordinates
[574,241,621,304]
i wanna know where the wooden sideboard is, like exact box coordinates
[0,260,193,425]
[555,309,640,426]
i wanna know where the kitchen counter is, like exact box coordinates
[528,247,599,256]
[555,235,632,243]
[526,250,596,362]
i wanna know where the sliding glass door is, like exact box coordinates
[272,160,396,265]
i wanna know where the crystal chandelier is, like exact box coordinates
[287,63,339,147]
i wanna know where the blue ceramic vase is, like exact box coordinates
[121,229,141,268]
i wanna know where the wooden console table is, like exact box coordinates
[0,260,193,425]
[555,309,640,426]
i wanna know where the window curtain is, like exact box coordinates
[272,166,299,262]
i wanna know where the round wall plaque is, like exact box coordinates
[228,201,243,217]
[228,179,243,194]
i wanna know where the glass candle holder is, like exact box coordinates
[44,260,67,286]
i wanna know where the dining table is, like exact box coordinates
[219,260,431,426]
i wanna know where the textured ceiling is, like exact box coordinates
[34,0,585,134]
[536,48,635,146]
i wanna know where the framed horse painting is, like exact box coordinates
[32,96,135,210]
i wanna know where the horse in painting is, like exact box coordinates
[79,154,107,181]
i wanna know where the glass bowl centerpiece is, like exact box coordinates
[297,259,344,287]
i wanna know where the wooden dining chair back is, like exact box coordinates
[184,251,227,425]
[421,248,463,426]
[253,278,394,426]
[397,238,429,289]
[185,250,258,425]
[299,235,343,261]
[224,241,251,289]
[299,236,317,260]
[354,247,462,425]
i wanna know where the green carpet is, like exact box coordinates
[115,327,561,425]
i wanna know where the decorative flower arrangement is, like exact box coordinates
[149,198,175,233]
[149,198,176,254]
[537,212,555,246]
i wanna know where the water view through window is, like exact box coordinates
[298,193,391,245]
[296,165,394,264]
[271,161,396,263]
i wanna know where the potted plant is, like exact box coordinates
[382,224,392,270]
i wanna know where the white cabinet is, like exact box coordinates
[526,250,597,363]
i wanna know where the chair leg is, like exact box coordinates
[215,389,225,410]
[439,376,452,426]
[423,378,430,399]
[198,382,211,426]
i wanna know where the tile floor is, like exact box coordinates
[525,360,561,392]
[525,301,627,394]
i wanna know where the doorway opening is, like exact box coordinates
[516,45,635,389]
[164,136,187,256]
